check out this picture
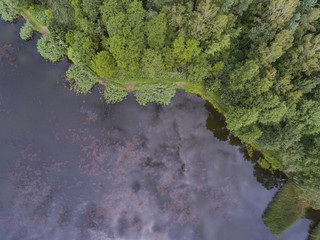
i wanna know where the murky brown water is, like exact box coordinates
[0,19,317,240]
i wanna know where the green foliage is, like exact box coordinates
[145,9,167,50]
[47,0,74,25]
[171,37,201,68]
[263,182,306,236]
[19,21,34,41]
[310,223,320,240]
[226,106,259,131]
[104,82,128,104]
[67,31,98,66]
[28,5,48,25]
[187,53,211,83]
[101,0,146,74]
[92,50,118,78]
[82,0,102,21]
[135,84,176,106]
[0,0,19,22]
[37,35,67,62]
[263,0,300,31]
[141,49,164,77]
[262,151,283,170]
[66,65,99,93]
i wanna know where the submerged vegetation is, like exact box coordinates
[1,0,320,199]
[263,182,306,235]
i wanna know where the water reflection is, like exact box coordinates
[0,18,319,240]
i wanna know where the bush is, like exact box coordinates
[311,223,320,240]
[104,82,128,104]
[66,65,99,93]
[28,6,48,26]
[263,182,306,236]
[37,35,67,62]
[0,1,18,22]
[47,0,74,25]
[135,84,176,106]
[92,51,118,78]
[19,21,34,41]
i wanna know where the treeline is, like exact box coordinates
[1,0,320,185]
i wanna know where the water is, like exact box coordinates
[0,19,317,240]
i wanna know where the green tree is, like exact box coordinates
[82,0,102,21]
[67,31,98,66]
[92,50,118,78]
[187,53,211,83]
[141,49,164,77]
[264,0,300,31]
[190,0,229,41]
[101,0,146,74]
[225,106,260,131]
[145,9,168,50]
[285,34,320,76]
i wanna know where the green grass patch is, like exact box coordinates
[108,71,186,85]
[263,181,306,236]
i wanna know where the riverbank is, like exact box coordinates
[18,8,286,177]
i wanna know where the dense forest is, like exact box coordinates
[1,0,320,187]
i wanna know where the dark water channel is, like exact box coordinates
[0,19,318,240]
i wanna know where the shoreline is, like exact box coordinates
[19,9,285,177]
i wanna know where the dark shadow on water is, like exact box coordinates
[205,101,287,190]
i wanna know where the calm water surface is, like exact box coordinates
[0,19,315,240]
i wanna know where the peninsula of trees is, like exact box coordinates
[1,0,320,188]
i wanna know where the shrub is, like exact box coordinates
[0,1,18,22]
[37,35,67,62]
[19,21,34,41]
[92,51,118,78]
[311,223,320,240]
[141,49,164,77]
[135,84,176,106]
[47,0,74,25]
[263,182,306,236]
[104,82,128,104]
[28,6,48,26]
[66,65,99,93]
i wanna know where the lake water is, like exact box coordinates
[0,19,317,240]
